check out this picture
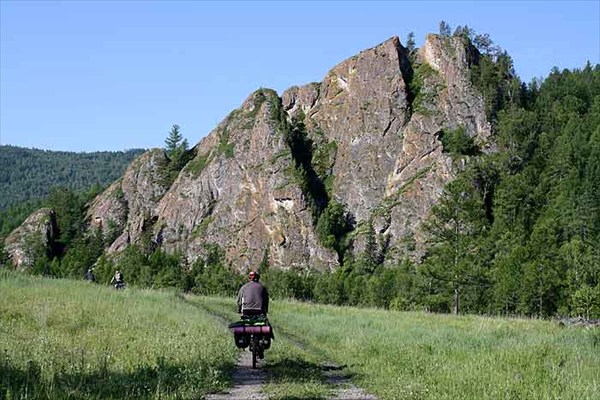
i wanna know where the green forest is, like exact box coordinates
[1,27,599,320]
[0,146,144,235]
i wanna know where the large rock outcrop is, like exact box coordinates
[11,33,494,272]
[4,208,57,270]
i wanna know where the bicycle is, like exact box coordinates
[229,315,273,368]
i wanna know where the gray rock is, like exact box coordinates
[4,208,57,270]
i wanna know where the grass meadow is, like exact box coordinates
[201,297,600,400]
[271,300,600,400]
[1,273,599,399]
[0,273,237,399]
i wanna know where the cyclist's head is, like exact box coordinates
[249,270,260,282]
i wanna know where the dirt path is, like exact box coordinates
[197,302,377,399]
[205,350,267,400]
[322,362,377,400]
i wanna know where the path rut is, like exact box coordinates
[205,350,267,400]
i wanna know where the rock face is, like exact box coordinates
[7,34,493,272]
[4,208,57,270]
[281,34,490,259]
[86,149,171,253]
[154,90,338,271]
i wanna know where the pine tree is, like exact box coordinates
[423,176,488,315]
[439,21,451,37]
[406,32,416,53]
[164,124,191,181]
[0,243,10,268]
[165,124,186,156]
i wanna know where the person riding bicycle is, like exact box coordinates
[110,270,125,289]
[85,268,96,283]
[237,270,269,317]
[236,270,271,359]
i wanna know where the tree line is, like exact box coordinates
[0,146,144,211]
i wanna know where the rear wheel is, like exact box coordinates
[251,335,258,369]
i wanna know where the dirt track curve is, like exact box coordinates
[195,301,377,399]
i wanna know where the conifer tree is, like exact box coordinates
[406,32,416,53]
[423,176,488,315]
[439,20,451,37]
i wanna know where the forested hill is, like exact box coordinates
[0,145,145,211]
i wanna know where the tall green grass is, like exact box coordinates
[0,273,237,399]
[271,301,600,400]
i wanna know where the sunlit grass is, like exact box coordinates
[271,301,600,400]
[0,273,237,399]
[2,274,598,399]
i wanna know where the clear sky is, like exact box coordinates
[1,1,599,152]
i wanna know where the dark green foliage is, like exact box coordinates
[108,245,189,290]
[0,243,10,268]
[0,145,144,211]
[283,116,329,220]
[45,187,85,252]
[165,124,187,155]
[483,64,600,317]
[0,198,44,237]
[422,175,489,315]
[262,268,316,301]
[469,44,522,123]
[407,62,441,114]
[438,126,479,156]
[315,201,352,257]
[453,25,474,41]
[187,244,244,296]
[58,230,105,279]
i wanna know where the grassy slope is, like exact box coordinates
[200,297,600,400]
[0,273,237,399]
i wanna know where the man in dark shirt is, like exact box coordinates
[237,270,269,316]
[85,268,96,283]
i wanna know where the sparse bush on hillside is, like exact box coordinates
[438,126,480,156]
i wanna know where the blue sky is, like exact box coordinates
[1,1,599,152]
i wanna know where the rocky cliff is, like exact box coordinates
[7,34,492,272]
[4,208,57,270]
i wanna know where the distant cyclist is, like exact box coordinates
[85,268,96,283]
[237,270,269,317]
[110,270,125,289]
